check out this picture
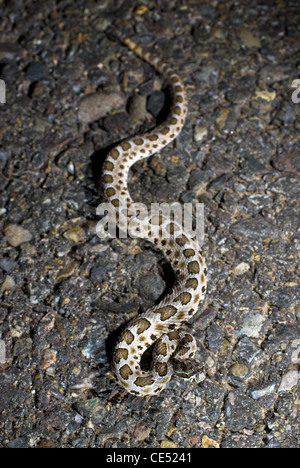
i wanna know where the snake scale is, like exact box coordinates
[101,38,207,396]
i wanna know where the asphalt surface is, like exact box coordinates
[0,0,299,448]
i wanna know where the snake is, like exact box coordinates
[101,38,207,396]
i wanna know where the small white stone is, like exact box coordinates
[194,125,208,142]
[251,383,276,400]
[4,223,32,247]
[237,313,266,338]
[278,370,300,393]
[0,339,6,363]
[1,275,15,291]
[233,262,250,275]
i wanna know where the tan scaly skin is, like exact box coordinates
[101,38,207,396]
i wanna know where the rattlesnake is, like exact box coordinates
[101,38,207,396]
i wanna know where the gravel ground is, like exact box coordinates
[0,0,300,449]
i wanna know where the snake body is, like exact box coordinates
[102,38,207,396]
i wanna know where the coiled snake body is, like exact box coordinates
[102,38,207,396]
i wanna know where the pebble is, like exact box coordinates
[253,89,276,102]
[187,169,207,191]
[0,150,8,169]
[237,313,266,338]
[133,4,149,14]
[233,337,264,364]
[239,26,261,48]
[242,194,273,215]
[103,111,132,135]
[232,262,250,276]
[264,439,282,449]
[278,370,300,393]
[179,190,196,203]
[139,272,165,303]
[291,339,300,364]
[147,90,165,117]
[229,363,249,379]
[251,383,276,400]
[272,149,300,177]
[160,440,177,448]
[63,226,86,243]
[39,349,57,370]
[4,224,32,247]
[215,107,230,131]
[226,87,251,104]
[0,257,17,272]
[75,398,109,423]
[90,262,112,285]
[0,42,23,61]
[78,91,125,123]
[230,216,278,240]
[206,323,224,352]
[209,173,229,191]
[193,306,217,331]
[127,93,149,124]
[1,275,15,291]
[194,125,208,142]
[80,338,107,363]
[129,421,151,442]
[193,65,219,85]
[202,435,220,448]
[6,437,29,448]
[166,163,189,186]
[67,161,75,175]
[55,261,79,284]
[28,282,51,305]
[268,174,300,198]
[13,337,32,357]
[25,62,48,81]
[149,155,167,177]
[225,391,263,431]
